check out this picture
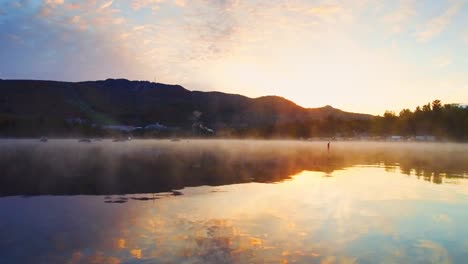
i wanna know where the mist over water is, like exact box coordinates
[0,139,466,196]
[0,140,467,263]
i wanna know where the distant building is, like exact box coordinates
[192,122,214,135]
[144,123,168,131]
[414,135,436,141]
[103,125,141,132]
[66,117,88,125]
[388,135,403,141]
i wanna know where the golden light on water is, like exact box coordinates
[130,249,142,259]
[44,166,465,263]
[117,239,125,249]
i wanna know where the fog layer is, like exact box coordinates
[0,140,466,196]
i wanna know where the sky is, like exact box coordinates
[0,0,467,114]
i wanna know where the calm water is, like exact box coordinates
[0,140,467,263]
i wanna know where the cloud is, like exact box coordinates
[182,0,243,60]
[131,0,164,11]
[1,0,467,113]
[69,15,80,24]
[432,56,452,68]
[132,25,146,31]
[383,0,415,34]
[304,2,350,24]
[64,3,81,10]
[100,0,114,9]
[38,6,53,17]
[68,15,88,30]
[308,4,342,16]
[9,1,23,8]
[7,34,22,43]
[463,32,468,44]
[416,1,464,42]
[415,240,451,264]
[37,0,68,17]
[174,0,186,7]
[432,214,452,223]
[45,0,64,6]
[0,0,150,82]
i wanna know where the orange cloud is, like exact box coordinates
[38,6,52,17]
[45,0,64,5]
[174,0,186,7]
[308,4,342,16]
[65,3,81,10]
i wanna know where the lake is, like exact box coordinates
[0,140,467,263]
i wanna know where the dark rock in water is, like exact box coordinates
[131,197,159,201]
[78,138,92,143]
[104,199,127,203]
[210,189,227,193]
[172,190,183,196]
[104,196,112,199]
[153,192,175,198]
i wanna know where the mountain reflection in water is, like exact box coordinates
[1,166,468,263]
[0,140,466,196]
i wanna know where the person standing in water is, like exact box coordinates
[327,141,330,153]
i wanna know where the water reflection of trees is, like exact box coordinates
[378,148,467,184]
[0,140,466,195]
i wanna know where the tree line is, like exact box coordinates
[0,99,466,141]
[221,100,467,141]
[371,100,467,140]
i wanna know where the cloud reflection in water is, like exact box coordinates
[2,164,468,263]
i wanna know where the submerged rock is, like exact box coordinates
[131,197,159,201]
[104,199,127,203]
[172,190,183,196]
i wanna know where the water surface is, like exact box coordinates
[0,140,467,263]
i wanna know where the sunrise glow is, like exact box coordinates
[1,0,467,113]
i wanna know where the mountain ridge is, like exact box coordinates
[0,78,369,111]
[0,78,373,136]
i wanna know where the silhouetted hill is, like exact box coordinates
[0,79,372,135]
